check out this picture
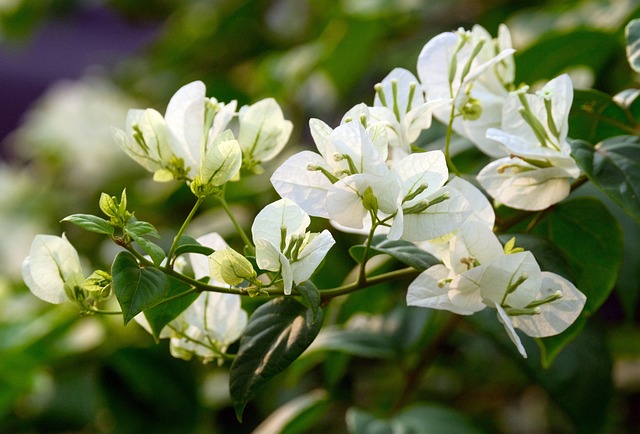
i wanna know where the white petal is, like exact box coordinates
[511,272,586,337]
[252,199,310,247]
[495,303,527,358]
[448,266,486,313]
[270,151,333,219]
[477,158,574,211]
[239,98,293,162]
[450,220,503,275]
[292,230,336,284]
[200,130,242,186]
[407,265,476,315]
[446,176,495,228]
[189,232,228,281]
[326,176,369,230]
[185,292,247,345]
[393,150,448,204]
[22,234,83,304]
[401,186,471,242]
[480,252,541,309]
[165,80,206,169]
[309,118,333,160]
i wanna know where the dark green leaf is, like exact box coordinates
[569,89,638,144]
[347,404,484,434]
[515,29,618,84]
[100,347,199,434]
[143,277,198,341]
[127,232,166,266]
[61,214,114,236]
[572,136,640,223]
[294,281,321,320]
[349,235,440,271]
[529,322,613,434]
[497,233,571,277]
[112,251,169,324]
[174,244,214,258]
[626,18,640,72]
[229,297,323,421]
[311,328,399,359]
[529,197,623,365]
[533,197,623,316]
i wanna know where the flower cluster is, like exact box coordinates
[112,80,293,194]
[22,23,587,363]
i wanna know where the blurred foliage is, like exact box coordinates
[2,0,640,433]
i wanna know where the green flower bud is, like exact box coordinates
[209,247,257,286]
[461,96,483,121]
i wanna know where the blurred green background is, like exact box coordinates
[2,0,640,432]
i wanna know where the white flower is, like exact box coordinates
[115,80,242,186]
[238,98,293,171]
[22,234,84,304]
[477,74,581,210]
[272,121,470,241]
[370,68,444,153]
[407,221,586,357]
[417,24,516,157]
[251,199,335,295]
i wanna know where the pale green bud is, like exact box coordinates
[209,247,257,286]
[99,189,131,226]
[461,96,483,121]
[362,186,378,212]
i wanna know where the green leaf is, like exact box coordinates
[572,137,640,223]
[569,89,638,144]
[528,322,613,434]
[497,233,571,277]
[349,235,440,271]
[125,219,160,238]
[229,297,323,421]
[528,197,623,365]
[174,244,215,258]
[533,197,623,316]
[626,18,640,72]
[112,251,169,324]
[347,404,484,434]
[515,29,618,84]
[253,390,330,434]
[61,214,114,236]
[127,231,166,266]
[143,277,198,341]
[294,281,321,320]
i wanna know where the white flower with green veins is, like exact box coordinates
[251,199,335,295]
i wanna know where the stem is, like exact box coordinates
[320,267,421,301]
[444,104,461,176]
[357,216,378,285]
[166,195,206,268]
[84,308,122,315]
[218,190,255,255]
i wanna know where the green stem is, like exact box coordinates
[357,216,378,285]
[321,267,421,301]
[166,195,206,268]
[218,190,255,255]
[445,104,461,176]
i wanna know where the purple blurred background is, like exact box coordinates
[0,4,158,158]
